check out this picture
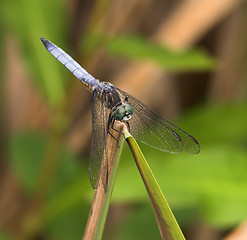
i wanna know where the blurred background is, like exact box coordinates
[0,0,247,239]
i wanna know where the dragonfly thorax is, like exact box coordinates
[112,103,133,122]
[95,82,133,121]
[95,82,122,109]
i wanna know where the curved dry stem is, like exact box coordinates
[83,121,125,240]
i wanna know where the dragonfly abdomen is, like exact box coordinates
[40,37,99,90]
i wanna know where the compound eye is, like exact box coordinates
[125,104,133,115]
[113,106,126,120]
[117,107,125,116]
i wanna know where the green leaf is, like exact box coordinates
[124,130,186,240]
[94,35,216,71]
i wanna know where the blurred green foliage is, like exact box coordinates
[0,0,68,106]
[115,103,247,228]
[83,34,216,71]
[0,232,11,240]
[1,0,247,239]
[106,205,161,240]
[5,103,247,239]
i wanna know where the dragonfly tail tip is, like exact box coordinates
[40,37,49,47]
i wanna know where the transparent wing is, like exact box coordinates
[89,94,109,190]
[40,37,98,87]
[117,88,200,154]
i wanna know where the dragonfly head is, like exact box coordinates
[112,103,133,122]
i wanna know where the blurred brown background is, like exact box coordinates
[1,0,247,239]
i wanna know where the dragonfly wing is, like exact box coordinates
[117,88,200,154]
[90,93,109,190]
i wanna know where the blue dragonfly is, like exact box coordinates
[40,38,200,190]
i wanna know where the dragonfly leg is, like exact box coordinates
[111,119,125,136]
[108,130,118,142]
[107,114,119,142]
[107,116,126,149]
[126,122,131,132]
[110,119,126,149]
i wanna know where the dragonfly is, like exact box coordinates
[40,37,200,190]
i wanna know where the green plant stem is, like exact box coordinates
[124,130,185,240]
